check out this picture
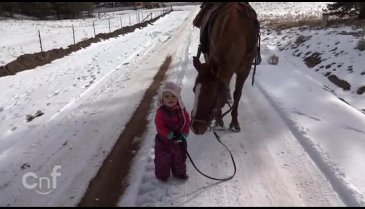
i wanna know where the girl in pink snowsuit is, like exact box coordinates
[154,82,190,182]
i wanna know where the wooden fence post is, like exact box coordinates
[93,20,96,37]
[362,20,365,41]
[72,24,75,44]
[38,30,43,52]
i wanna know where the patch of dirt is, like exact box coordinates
[0,11,172,78]
[336,30,363,37]
[77,56,172,207]
[339,98,350,105]
[303,52,322,68]
[25,110,44,122]
[295,35,311,46]
[327,74,351,91]
[357,86,365,95]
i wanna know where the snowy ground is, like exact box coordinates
[1,2,365,207]
[251,2,328,20]
[0,8,169,65]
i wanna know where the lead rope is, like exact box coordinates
[186,129,237,181]
[186,102,236,181]
[189,37,238,181]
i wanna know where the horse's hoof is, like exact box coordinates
[213,123,225,131]
[229,123,241,132]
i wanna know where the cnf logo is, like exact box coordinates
[22,165,61,195]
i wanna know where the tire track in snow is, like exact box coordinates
[119,8,199,207]
[132,34,194,207]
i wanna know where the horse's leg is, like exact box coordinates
[229,72,248,132]
[214,85,228,130]
[214,108,225,130]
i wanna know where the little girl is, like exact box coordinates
[154,82,190,181]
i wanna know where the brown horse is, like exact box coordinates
[191,3,260,135]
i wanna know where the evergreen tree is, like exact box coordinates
[325,2,365,19]
[20,2,55,19]
[52,2,94,19]
[0,2,94,19]
[0,2,21,17]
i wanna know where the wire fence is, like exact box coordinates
[35,8,172,52]
[0,7,173,64]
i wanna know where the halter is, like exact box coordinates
[191,69,230,132]
[192,47,231,133]
[190,117,212,132]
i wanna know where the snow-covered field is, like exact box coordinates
[252,2,328,20]
[262,25,365,114]
[1,2,365,207]
[0,8,169,65]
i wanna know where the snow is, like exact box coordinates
[251,2,328,20]
[1,2,365,207]
[0,8,168,65]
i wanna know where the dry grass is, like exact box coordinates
[78,56,172,207]
[264,16,365,30]
[264,17,322,30]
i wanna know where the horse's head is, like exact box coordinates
[191,56,228,135]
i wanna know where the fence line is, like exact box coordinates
[33,8,172,52]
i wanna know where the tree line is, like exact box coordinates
[1,2,364,20]
[324,2,365,19]
[0,2,96,19]
[0,2,164,20]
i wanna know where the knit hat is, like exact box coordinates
[157,82,187,133]
[157,82,185,109]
